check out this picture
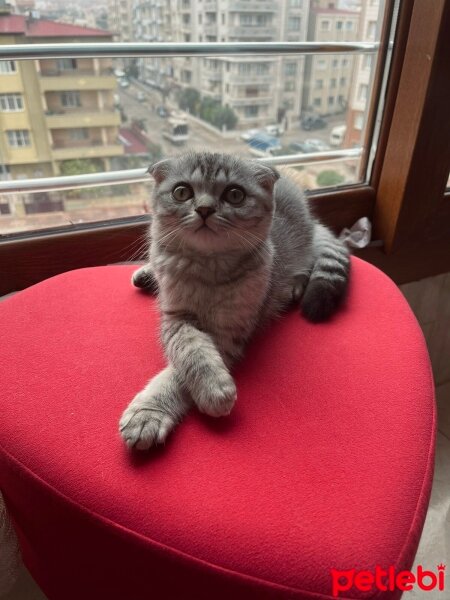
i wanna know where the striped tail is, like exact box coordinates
[301,223,350,322]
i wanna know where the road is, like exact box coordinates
[117,81,355,189]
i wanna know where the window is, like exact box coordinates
[337,21,343,30]
[70,128,89,141]
[358,84,368,102]
[57,58,77,71]
[315,79,323,89]
[244,106,258,117]
[362,55,372,70]
[289,0,302,6]
[61,91,81,108]
[2,0,449,294]
[346,21,353,30]
[367,21,377,39]
[354,114,364,130]
[287,17,301,31]
[331,78,337,88]
[0,94,24,112]
[285,81,295,92]
[0,60,17,73]
[284,63,297,77]
[328,96,335,106]
[6,130,31,147]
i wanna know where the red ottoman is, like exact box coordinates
[0,258,435,600]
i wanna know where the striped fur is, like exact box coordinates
[119,152,350,449]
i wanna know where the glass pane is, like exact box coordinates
[0,0,390,235]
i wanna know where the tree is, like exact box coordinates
[59,158,103,176]
[316,170,345,187]
[177,87,201,114]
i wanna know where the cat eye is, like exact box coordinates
[223,187,245,206]
[172,184,194,202]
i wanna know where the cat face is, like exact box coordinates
[149,152,279,253]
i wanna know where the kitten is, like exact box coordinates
[119,152,349,449]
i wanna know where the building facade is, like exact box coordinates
[302,0,359,117]
[0,12,123,184]
[345,0,378,147]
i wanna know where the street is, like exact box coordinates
[117,81,356,189]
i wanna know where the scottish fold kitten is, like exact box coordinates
[119,152,349,449]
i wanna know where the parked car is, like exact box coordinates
[240,128,261,141]
[301,115,327,131]
[304,138,331,152]
[264,124,284,137]
[289,139,330,154]
[330,124,347,146]
[119,78,130,88]
[156,106,169,118]
[137,91,146,102]
[245,132,282,156]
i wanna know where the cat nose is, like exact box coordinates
[195,206,216,220]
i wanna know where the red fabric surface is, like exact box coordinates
[0,258,435,600]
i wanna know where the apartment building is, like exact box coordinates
[0,12,123,185]
[108,0,134,42]
[345,0,378,146]
[129,0,309,129]
[302,0,359,117]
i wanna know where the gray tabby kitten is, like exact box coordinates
[119,152,349,449]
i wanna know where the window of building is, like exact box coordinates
[6,130,31,148]
[61,91,81,108]
[346,21,353,30]
[328,96,335,106]
[287,17,301,31]
[244,105,258,117]
[363,55,372,70]
[337,21,343,30]
[284,63,297,77]
[367,21,377,39]
[331,78,337,88]
[320,20,330,31]
[315,79,323,89]
[0,60,17,74]
[313,98,321,107]
[198,14,202,25]
[340,76,346,86]
[70,128,89,141]
[57,58,77,71]
[255,63,270,75]
[182,14,190,25]
[0,94,24,112]
[358,84,368,102]
[342,58,349,67]
[238,63,252,75]
[285,80,295,92]
[221,13,225,25]
[332,58,338,68]
[240,15,252,26]
[317,58,327,70]
[289,0,302,6]
[354,113,364,130]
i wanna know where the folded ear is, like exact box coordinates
[255,163,280,193]
[147,158,173,184]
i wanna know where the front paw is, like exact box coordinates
[131,265,158,293]
[119,390,177,450]
[194,369,237,417]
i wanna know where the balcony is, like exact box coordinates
[40,72,116,92]
[51,141,124,161]
[45,110,121,129]
[203,70,222,82]
[229,26,276,39]
[204,24,217,36]
[230,95,272,106]
[229,0,277,12]
[228,73,273,84]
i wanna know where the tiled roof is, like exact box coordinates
[0,15,111,37]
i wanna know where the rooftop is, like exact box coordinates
[0,14,111,37]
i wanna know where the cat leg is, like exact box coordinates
[162,319,237,418]
[119,365,189,450]
[131,264,159,293]
[300,224,350,322]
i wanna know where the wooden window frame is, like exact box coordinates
[0,0,449,296]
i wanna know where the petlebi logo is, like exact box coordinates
[331,564,446,597]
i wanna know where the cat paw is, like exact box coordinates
[119,391,177,450]
[131,266,158,293]
[194,370,237,417]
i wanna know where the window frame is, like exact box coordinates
[0,0,449,296]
